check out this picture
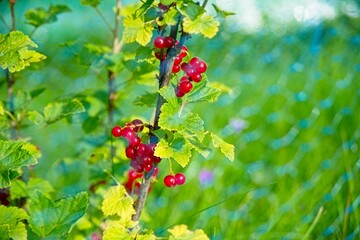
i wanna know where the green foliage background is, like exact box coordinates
[1,0,360,239]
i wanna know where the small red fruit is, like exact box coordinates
[125,146,136,159]
[174,55,183,65]
[180,46,188,58]
[175,173,186,185]
[131,119,144,132]
[191,73,202,82]
[179,80,193,94]
[175,86,185,98]
[111,126,122,137]
[172,64,180,73]
[164,36,175,48]
[164,175,176,187]
[154,36,166,48]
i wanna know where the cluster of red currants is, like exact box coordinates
[174,57,207,98]
[123,169,158,194]
[111,119,161,174]
[163,173,186,188]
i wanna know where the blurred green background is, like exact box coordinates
[1,0,360,239]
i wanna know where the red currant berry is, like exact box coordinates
[164,175,176,187]
[180,76,189,82]
[191,73,202,82]
[174,55,183,65]
[143,156,152,164]
[154,36,166,48]
[179,80,193,94]
[164,36,175,48]
[175,173,186,185]
[180,46,188,58]
[172,64,180,73]
[181,62,189,71]
[175,86,185,98]
[121,127,135,140]
[197,61,207,73]
[128,169,142,181]
[146,143,156,155]
[128,135,141,148]
[125,146,136,159]
[190,57,202,67]
[144,163,153,172]
[111,126,122,137]
[158,3,169,11]
[152,156,161,163]
[136,143,147,157]
[185,67,197,78]
[131,119,144,132]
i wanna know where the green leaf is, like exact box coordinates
[103,220,136,240]
[122,15,153,46]
[84,43,111,55]
[30,87,46,99]
[159,103,205,141]
[135,0,155,17]
[212,4,236,18]
[82,116,101,133]
[183,77,221,103]
[27,111,44,125]
[168,224,209,240]
[0,31,46,72]
[80,0,101,8]
[28,191,88,239]
[160,0,173,5]
[159,85,179,108]
[133,92,158,107]
[211,133,234,161]
[180,2,205,20]
[187,137,211,158]
[10,177,54,200]
[0,102,4,115]
[43,98,85,124]
[183,14,219,38]
[135,46,155,63]
[154,135,192,168]
[158,8,179,26]
[25,5,71,27]
[0,140,37,188]
[102,185,135,221]
[0,205,29,240]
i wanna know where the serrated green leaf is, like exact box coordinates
[30,87,46,99]
[0,205,29,240]
[80,0,101,8]
[102,185,135,221]
[159,85,179,108]
[28,111,44,125]
[168,224,209,240]
[158,8,179,26]
[135,46,155,63]
[133,91,158,107]
[43,99,85,124]
[154,136,192,167]
[187,137,211,158]
[25,4,71,27]
[183,77,221,103]
[211,133,234,161]
[180,2,205,20]
[0,225,10,240]
[0,140,37,188]
[159,103,205,141]
[28,191,88,239]
[209,81,232,94]
[10,177,54,200]
[122,15,153,46]
[212,4,236,18]
[0,31,46,72]
[103,220,138,240]
[183,14,219,38]
[135,0,155,18]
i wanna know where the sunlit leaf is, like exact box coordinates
[183,77,221,103]
[212,4,236,18]
[158,8,179,26]
[211,133,234,161]
[0,205,29,240]
[0,31,46,72]
[0,140,37,188]
[80,0,101,8]
[10,177,54,200]
[183,14,219,38]
[154,135,192,167]
[168,224,209,240]
[133,92,158,107]
[102,185,135,221]
[28,191,88,238]
[0,102,4,115]
[180,2,205,20]
[122,15,153,46]
[85,43,111,55]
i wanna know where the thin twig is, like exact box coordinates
[8,0,15,31]
[202,0,209,8]
[95,6,113,33]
